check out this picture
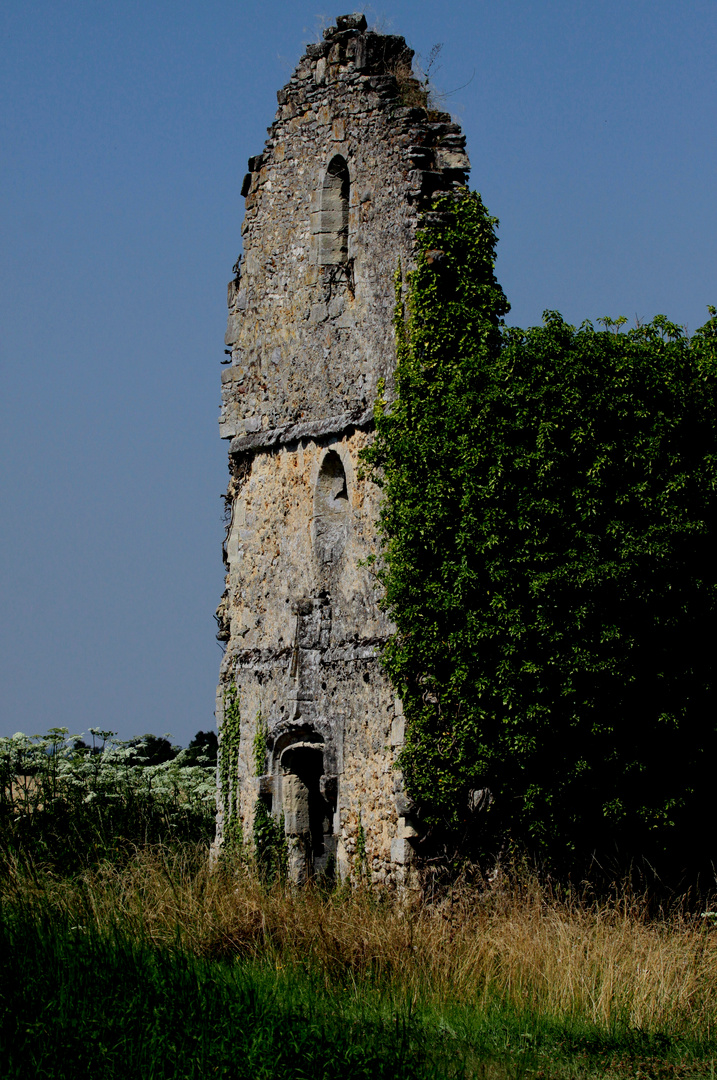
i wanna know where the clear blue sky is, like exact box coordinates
[1,1,715,746]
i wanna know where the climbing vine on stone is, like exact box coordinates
[249,708,286,878]
[354,806,368,879]
[363,188,717,873]
[220,678,243,850]
[253,802,287,883]
[252,710,268,778]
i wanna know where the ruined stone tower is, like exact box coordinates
[215,14,470,883]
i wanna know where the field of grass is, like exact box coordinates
[1,846,716,1078]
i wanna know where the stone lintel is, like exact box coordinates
[228,407,374,455]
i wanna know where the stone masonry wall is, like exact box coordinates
[215,14,470,885]
[219,15,470,443]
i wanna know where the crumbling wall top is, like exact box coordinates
[219,14,471,446]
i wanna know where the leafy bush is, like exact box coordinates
[363,188,717,875]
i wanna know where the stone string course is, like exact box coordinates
[215,13,470,885]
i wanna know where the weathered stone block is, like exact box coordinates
[435,150,470,171]
[282,773,310,835]
[255,774,274,798]
[306,42,329,60]
[391,837,414,865]
[287,836,309,885]
[397,816,418,840]
[225,314,241,346]
[336,13,367,32]
[390,711,404,747]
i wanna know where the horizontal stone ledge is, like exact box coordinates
[224,645,292,665]
[322,644,386,662]
[226,637,390,668]
[228,407,374,455]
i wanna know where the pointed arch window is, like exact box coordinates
[318,155,350,266]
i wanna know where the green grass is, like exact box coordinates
[3,730,717,1077]
[1,899,714,1080]
[0,905,454,1079]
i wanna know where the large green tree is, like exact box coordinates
[364,189,717,872]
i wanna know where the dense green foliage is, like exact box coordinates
[0,729,215,870]
[363,189,717,871]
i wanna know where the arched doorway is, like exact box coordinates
[280,740,335,883]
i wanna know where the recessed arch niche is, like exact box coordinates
[312,449,349,565]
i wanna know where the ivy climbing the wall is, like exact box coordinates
[219,678,243,851]
[249,708,287,880]
[252,710,268,778]
[363,188,717,876]
[253,801,287,883]
[354,806,368,880]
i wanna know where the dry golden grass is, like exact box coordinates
[5,845,717,1039]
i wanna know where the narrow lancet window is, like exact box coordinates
[318,156,350,266]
